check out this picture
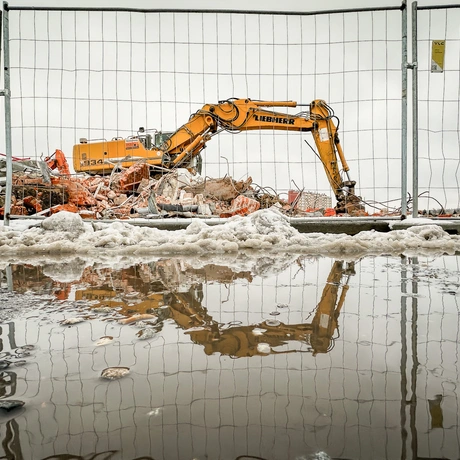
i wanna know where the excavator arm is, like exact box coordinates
[45,149,71,177]
[161,98,361,213]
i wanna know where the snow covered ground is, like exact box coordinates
[0,209,459,266]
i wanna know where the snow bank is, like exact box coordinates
[1,209,459,264]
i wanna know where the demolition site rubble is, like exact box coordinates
[0,159,365,220]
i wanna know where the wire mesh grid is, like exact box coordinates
[415,6,460,213]
[3,7,404,215]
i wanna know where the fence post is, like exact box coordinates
[1,2,12,226]
[401,0,408,217]
[411,1,419,218]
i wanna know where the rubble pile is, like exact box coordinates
[0,160,295,220]
[0,159,374,219]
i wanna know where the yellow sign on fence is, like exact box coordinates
[431,40,446,73]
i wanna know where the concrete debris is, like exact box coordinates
[184,176,253,201]
[0,158,366,220]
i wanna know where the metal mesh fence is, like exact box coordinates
[414,5,460,214]
[1,6,404,215]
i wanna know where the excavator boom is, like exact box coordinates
[185,260,355,357]
[72,98,363,213]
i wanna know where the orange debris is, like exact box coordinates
[117,163,150,191]
[219,195,260,218]
[50,203,79,215]
[78,210,99,219]
[1,157,346,220]
[23,196,43,213]
[10,205,28,216]
[45,149,71,177]
[60,179,97,206]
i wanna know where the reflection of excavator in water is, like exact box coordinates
[6,258,354,357]
[72,99,363,213]
[156,260,355,357]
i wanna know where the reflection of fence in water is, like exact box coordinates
[0,256,459,459]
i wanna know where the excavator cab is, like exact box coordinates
[154,131,174,149]
[133,130,173,150]
[134,127,173,151]
[138,134,152,150]
[135,127,154,150]
[136,127,174,150]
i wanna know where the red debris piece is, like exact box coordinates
[78,210,99,219]
[23,196,43,213]
[219,195,260,218]
[118,163,150,191]
[3,157,336,220]
[45,149,71,177]
[10,205,28,216]
[50,203,79,215]
[324,208,336,217]
[60,179,97,206]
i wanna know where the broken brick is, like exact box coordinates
[23,196,43,213]
[50,203,79,214]
[10,205,28,216]
[219,195,260,218]
[117,163,150,191]
[60,179,97,206]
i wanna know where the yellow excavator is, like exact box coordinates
[73,98,362,213]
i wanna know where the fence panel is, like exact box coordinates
[1,5,403,216]
[414,4,460,214]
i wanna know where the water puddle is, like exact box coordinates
[0,255,459,459]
